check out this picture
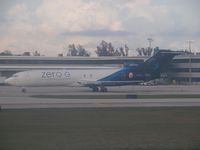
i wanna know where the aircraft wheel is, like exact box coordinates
[21,88,27,93]
[100,87,108,92]
[92,86,99,92]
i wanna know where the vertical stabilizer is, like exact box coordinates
[136,50,181,80]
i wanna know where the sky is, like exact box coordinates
[0,0,199,56]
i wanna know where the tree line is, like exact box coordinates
[0,41,166,57]
[65,40,160,57]
[0,50,41,56]
[65,40,129,57]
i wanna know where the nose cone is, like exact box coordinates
[5,78,17,86]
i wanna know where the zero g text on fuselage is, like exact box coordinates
[41,71,70,79]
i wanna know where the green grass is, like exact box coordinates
[31,94,200,99]
[0,107,200,150]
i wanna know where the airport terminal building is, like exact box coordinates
[1,53,200,84]
[171,54,200,84]
[0,56,144,83]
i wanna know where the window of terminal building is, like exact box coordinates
[1,71,18,77]
[174,77,189,82]
[0,58,144,65]
[171,68,189,72]
[191,68,200,72]
[191,59,200,63]
[191,78,200,82]
[172,59,189,63]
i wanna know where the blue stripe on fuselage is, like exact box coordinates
[98,64,140,82]
[98,61,146,82]
[98,68,127,81]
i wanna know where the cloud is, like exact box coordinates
[35,0,125,32]
[0,0,199,56]
[62,29,134,37]
[8,3,27,16]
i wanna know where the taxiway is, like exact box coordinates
[1,85,200,109]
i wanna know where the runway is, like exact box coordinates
[1,85,200,109]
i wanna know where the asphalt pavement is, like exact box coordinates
[1,85,200,109]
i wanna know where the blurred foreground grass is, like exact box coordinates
[0,107,200,150]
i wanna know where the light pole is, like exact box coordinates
[186,40,194,84]
[147,38,153,48]
[187,40,194,52]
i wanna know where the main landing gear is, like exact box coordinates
[91,86,108,92]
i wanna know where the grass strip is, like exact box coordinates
[0,107,200,150]
[30,94,200,99]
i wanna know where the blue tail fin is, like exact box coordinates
[135,50,181,80]
[99,50,181,83]
[145,50,180,71]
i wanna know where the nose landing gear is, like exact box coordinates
[21,87,27,93]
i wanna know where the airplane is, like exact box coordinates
[5,50,180,92]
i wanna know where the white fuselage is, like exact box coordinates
[5,67,120,87]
